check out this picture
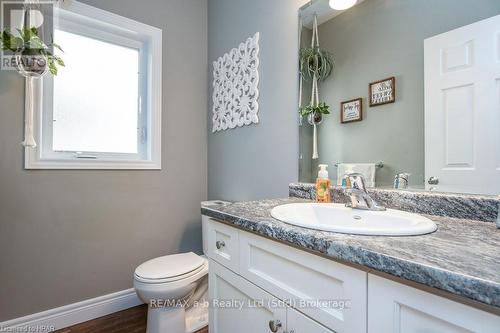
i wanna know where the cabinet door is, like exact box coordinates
[368,274,500,333]
[287,307,335,333]
[206,218,240,272]
[209,259,287,333]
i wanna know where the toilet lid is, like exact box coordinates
[135,252,205,280]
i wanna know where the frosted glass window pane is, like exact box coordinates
[53,29,140,154]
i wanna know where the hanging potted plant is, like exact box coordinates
[299,101,330,124]
[299,43,334,83]
[299,20,334,124]
[298,14,334,159]
[0,26,65,147]
[0,27,65,77]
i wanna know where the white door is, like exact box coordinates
[209,259,287,333]
[424,14,500,195]
[367,274,500,333]
[287,307,335,333]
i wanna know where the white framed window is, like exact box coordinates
[25,1,162,169]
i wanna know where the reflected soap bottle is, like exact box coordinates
[316,164,332,203]
[394,173,410,189]
[341,166,354,188]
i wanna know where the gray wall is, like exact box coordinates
[207,0,305,201]
[0,0,207,321]
[303,0,500,186]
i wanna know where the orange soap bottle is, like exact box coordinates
[316,164,332,203]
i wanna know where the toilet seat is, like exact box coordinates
[133,253,209,333]
[134,252,207,284]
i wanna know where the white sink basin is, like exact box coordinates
[270,203,437,236]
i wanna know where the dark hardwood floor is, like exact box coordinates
[55,305,208,333]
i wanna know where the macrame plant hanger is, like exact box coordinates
[310,13,320,160]
[23,71,37,147]
[20,0,45,148]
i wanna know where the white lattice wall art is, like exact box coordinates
[212,32,260,132]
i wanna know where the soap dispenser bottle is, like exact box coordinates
[316,164,332,203]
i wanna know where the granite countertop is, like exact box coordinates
[201,198,500,309]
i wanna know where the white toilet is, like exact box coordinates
[134,252,209,333]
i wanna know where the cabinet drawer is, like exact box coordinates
[239,231,367,333]
[206,218,239,272]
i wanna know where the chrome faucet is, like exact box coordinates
[342,173,386,211]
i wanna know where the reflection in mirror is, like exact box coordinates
[298,0,500,196]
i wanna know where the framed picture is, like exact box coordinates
[341,98,363,123]
[369,76,396,106]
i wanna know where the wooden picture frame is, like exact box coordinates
[341,98,363,123]
[369,76,396,107]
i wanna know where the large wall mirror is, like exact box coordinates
[298,0,500,196]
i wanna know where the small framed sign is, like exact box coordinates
[341,98,363,123]
[369,76,395,106]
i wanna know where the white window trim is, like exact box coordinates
[25,1,162,170]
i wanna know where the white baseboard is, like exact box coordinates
[0,288,143,332]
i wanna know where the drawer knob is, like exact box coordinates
[269,320,282,332]
[216,240,226,250]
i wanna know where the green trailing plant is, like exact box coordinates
[299,101,330,117]
[298,46,334,121]
[299,46,334,82]
[0,27,64,75]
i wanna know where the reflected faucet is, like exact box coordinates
[342,173,386,211]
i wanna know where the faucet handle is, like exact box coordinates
[342,172,368,191]
[342,173,386,211]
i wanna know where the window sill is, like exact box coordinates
[25,154,161,170]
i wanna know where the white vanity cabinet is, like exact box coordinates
[204,217,500,333]
[368,274,500,333]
